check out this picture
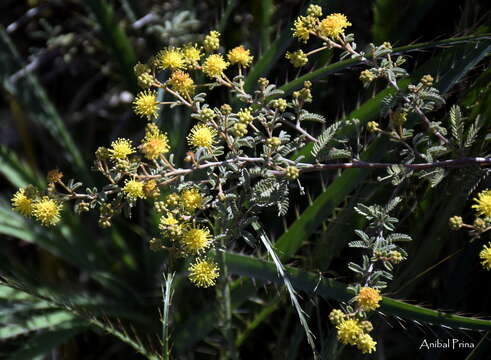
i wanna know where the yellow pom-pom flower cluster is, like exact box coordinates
[356,287,382,311]
[123,180,146,200]
[140,123,170,160]
[32,197,62,226]
[11,188,33,217]
[227,46,253,67]
[318,13,352,39]
[480,243,491,270]
[331,316,377,354]
[109,138,135,160]
[181,188,203,212]
[167,70,195,96]
[202,54,229,78]
[188,259,219,288]
[472,189,491,218]
[155,47,185,71]
[203,30,220,52]
[133,90,159,120]
[182,226,212,254]
[187,124,217,149]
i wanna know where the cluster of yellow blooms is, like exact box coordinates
[153,188,219,287]
[286,5,352,68]
[12,186,62,227]
[450,189,491,271]
[131,30,254,123]
[329,287,382,354]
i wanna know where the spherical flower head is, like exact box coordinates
[181,188,203,212]
[449,215,464,230]
[155,47,185,71]
[328,309,346,325]
[123,179,146,200]
[141,123,170,160]
[183,43,202,68]
[292,17,312,43]
[199,107,215,122]
[133,90,159,120]
[168,70,195,96]
[472,189,491,218]
[187,124,217,149]
[357,287,382,311]
[272,98,288,112]
[233,122,248,137]
[389,250,404,264]
[182,226,212,254]
[159,214,184,237]
[421,74,434,87]
[285,50,308,68]
[138,72,156,89]
[480,243,491,270]
[237,107,254,125]
[109,138,135,160]
[32,197,62,226]
[188,259,219,288]
[227,45,253,67]
[165,193,180,207]
[474,218,487,232]
[202,54,229,78]
[11,188,34,217]
[336,319,363,346]
[360,69,376,85]
[203,30,220,52]
[220,104,232,115]
[266,137,282,148]
[307,4,323,18]
[285,166,300,180]
[367,121,381,133]
[356,333,377,354]
[319,13,351,39]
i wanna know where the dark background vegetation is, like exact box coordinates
[0,0,490,359]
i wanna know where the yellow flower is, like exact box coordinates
[285,50,308,68]
[472,189,491,218]
[202,54,229,78]
[188,259,219,288]
[336,319,363,346]
[480,243,491,270]
[285,166,300,180]
[328,309,346,325]
[32,197,62,226]
[168,70,195,96]
[318,13,351,39]
[203,30,220,52]
[356,333,377,354]
[227,45,253,67]
[237,107,254,124]
[159,214,184,237]
[165,193,180,207]
[155,47,185,71]
[292,17,312,43]
[183,43,202,68]
[356,287,382,311]
[367,121,381,133]
[181,188,203,211]
[181,226,212,254]
[187,124,217,149]
[133,90,159,120]
[307,4,323,18]
[123,179,146,200]
[109,138,135,160]
[11,188,33,217]
[141,123,170,160]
